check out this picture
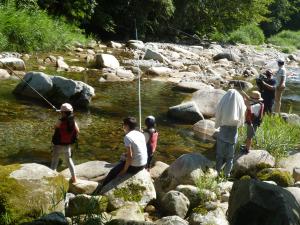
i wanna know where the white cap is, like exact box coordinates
[60,103,73,112]
[277,58,285,63]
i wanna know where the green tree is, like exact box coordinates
[172,0,272,39]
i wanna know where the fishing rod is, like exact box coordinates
[0,61,58,111]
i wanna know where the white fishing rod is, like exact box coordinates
[0,61,58,111]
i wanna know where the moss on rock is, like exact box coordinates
[113,183,146,202]
[257,168,294,187]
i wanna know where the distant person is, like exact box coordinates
[242,91,264,153]
[51,103,79,183]
[143,116,159,170]
[256,69,276,113]
[274,58,286,113]
[100,116,147,189]
[215,89,246,177]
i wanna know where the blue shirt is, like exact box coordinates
[218,126,238,144]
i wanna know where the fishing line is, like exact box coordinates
[0,61,58,111]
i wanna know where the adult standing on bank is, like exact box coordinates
[274,58,286,113]
[51,103,79,183]
[215,89,246,177]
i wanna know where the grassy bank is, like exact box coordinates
[0,5,88,52]
[268,30,300,53]
[238,115,300,161]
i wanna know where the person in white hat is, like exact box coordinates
[274,58,286,113]
[51,103,79,183]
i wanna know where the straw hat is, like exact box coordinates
[250,91,263,101]
[60,103,73,112]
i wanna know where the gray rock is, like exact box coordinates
[279,152,300,174]
[193,119,217,142]
[13,72,95,108]
[285,187,300,206]
[101,169,156,210]
[155,153,213,195]
[155,216,189,225]
[56,59,69,71]
[147,66,173,76]
[293,168,300,182]
[175,185,200,208]
[161,191,190,218]
[127,40,145,50]
[189,208,229,225]
[68,179,99,195]
[0,57,25,70]
[65,194,108,217]
[61,161,113,182]
[213,52,240,62]
[144,49,169,63]
[150,161,169,180]
[96,54,120,69]
[110,202,144,221]
[228,80,253,91]
[0,68,10,79]
[168,101,204,124]
[228,179,300,225]
[109,41,123,49]
[192,89,226,118]
[233,150,275,177]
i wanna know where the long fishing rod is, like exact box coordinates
[0,61,58,111]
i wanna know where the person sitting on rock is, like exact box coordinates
[51,103,79,183]
[143,115,159,170]
[242,91,264,154]
[99,116,148,190]
[215,89,246,178]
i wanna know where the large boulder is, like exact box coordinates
[228,179,300,225]
[155,153,213,196]
[150,161,169,180]
[168,101,204,124]
[101,169,156,210]
[0,57,25,70]
[192,89,226,118]
[232,150,275,178]
[161,190,190,218]
[13,72,95,108]
[0,163,68,224]
[192,119,217,142]
[144,49,169,63]
[96,54,120,69]
[60,160,113,182]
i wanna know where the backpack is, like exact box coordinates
[246,102,264,127]
[52,119,78,145]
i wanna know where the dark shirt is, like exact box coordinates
[261,78,276,103]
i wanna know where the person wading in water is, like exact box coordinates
[51,103,79,183]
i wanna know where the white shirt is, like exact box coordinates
[124,130,148,167]
[251,103,262,117]
[275,66,286,87]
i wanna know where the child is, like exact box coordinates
[243,91,264,153]
[51,103,79,183]
[143,116,159,170]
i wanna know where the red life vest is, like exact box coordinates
[147,131,159,154]
[246,102,264,126]
[52,120,78,145]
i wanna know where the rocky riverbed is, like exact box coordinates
[0,40,300,225]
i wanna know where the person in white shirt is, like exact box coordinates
[274,58,286,113]
[99,116,147,189]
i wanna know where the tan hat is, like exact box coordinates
[250,91,263,101]
[60,103,73,112]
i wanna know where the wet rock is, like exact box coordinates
[0,57,25,70]
[96,53,120,69]
[13,72,95,108]
[228,179,300,225]
[168,101,204,124]
[161,190,190,218]
[192,119,217,142]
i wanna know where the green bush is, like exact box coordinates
[0,4,88,52]
[227,24,265,45]
[268,30,300,53]
[238,115,300,161]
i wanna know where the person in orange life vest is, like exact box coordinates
[143,116,159,170]
[51,103,79,183]
[243,91,264,153]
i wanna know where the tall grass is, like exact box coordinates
[0,4,89,52]
[268,30,300,53]
[238,115,300,161]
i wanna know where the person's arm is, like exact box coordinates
[118,145,133,176]
[278,69,286,89]
[262,81,275,91]
[74,121,80,133]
